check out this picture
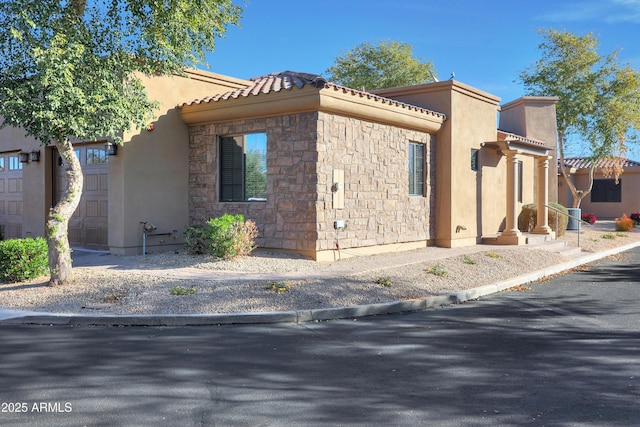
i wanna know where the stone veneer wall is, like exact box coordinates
[188,111,436,258]
[188,113,319,253]
[316,111,436,251]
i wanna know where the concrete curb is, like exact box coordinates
[2,241,639,327]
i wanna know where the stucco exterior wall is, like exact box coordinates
[560,168,640,218]
[374,81,505,247]
[0,126,49,239]
[500,97,559,204]
[109,70,250,254]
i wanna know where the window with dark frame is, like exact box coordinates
[219,133,267,202]
[517,160,523,203]
[471,149,479,171]
[409,142,425,196]
[591,178,622,203]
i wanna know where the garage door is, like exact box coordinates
[55,144,109,249]
[0,153,24,239]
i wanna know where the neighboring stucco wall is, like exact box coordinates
[316,111,435,259]
[109,70,250,254]
[500,96,559,203]
[560,168,640,218]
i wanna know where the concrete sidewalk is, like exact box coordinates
[2,238,640,326]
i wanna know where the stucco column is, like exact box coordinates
[502,150,522,237]
[532,155,552,235]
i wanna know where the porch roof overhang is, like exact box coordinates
[484,130,549,157]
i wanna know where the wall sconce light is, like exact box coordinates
[105,142,118,156]
[30,150,41,162]
[18,152,29,163]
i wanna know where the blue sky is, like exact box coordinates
[205,0,640,104]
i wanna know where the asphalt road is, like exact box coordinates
[1,248,640,426]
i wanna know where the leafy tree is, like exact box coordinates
[325,40,436,91]
[0,0,242,285]
[519,29,640,208]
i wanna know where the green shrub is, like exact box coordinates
[170,285,196,295]
[184,224,209,255]
[184,214,258,259]
[0,237,49,283]
[518,203,569,237]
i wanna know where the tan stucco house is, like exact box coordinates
[559,157,640,219]
[0,69,559,260]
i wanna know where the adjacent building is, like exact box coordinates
[0,69,559,260]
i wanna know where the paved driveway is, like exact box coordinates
[1,248,639,426]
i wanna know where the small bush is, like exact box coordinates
[581,212,597,225]
[427,263,447,277]
[615,214,634,232]
[463,255,477,265]
[184,224,209,255]
[264,281,290,293]
[601,233,615,240]
[374,276,392,287]
[630,212,640,225]
[518,203,569,236]
[171,285,196,295]
[486,251,503,259]
[0,237,49,283]
[184,214,258,259]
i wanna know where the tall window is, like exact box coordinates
[409,142,425,196]
[0,156,4,171]
[517,160,523,203]
[219,133,267,202]
[591,179,622,202]
[471,149,479,172]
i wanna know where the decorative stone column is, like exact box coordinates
[532,155,553,236]
[497,150,526,245]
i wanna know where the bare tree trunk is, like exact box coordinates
[557,131,593,208]
[47,138,83,286]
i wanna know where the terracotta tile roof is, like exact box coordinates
[497,129,548,148]
[562,157,640,169]
[179,71,447,119]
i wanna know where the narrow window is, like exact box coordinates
[409,142,425,196]
[0,156,4,172]
[471,149,479,171]
[8,156,22,170]
[219,133,267,202]
[591,179,622,202]
[517,160,523,203]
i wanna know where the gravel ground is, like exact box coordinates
[1,223,638,315]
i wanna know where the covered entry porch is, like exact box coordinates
[485,131,553,245]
